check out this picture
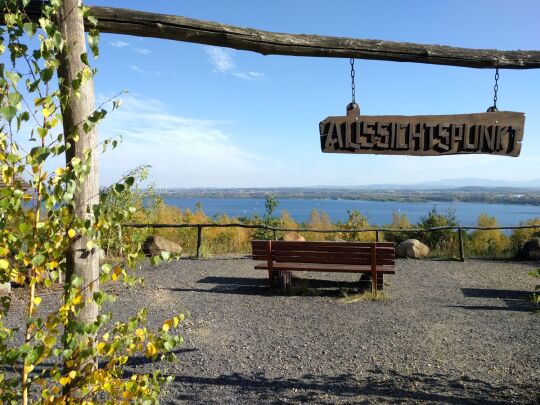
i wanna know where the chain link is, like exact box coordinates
[350,58,356,104]
[493,67,499,108]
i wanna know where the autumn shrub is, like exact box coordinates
[467,214,511,257]
[382,211,413,244]
[305,208,335,241]
[338,209,376,242]
[510,217,540,255]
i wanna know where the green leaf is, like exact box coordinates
[114,183,125,194]
[0,106,17,122]
[31,254,46,267]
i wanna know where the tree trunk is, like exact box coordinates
[57,0,100,329]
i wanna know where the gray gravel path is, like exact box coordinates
[6,258,540,403]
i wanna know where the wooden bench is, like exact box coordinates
[251,240,396,294]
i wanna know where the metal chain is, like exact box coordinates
[493,67,499,108]
[350,58,356,104]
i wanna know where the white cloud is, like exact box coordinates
[109,40,151,56]
[205,46,264,80]
[98,94,265,187]
[134,47,151,55]
[110,40,129,48]
[206,47,235,73]
[129,64,147,75]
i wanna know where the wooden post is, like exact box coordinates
[458,227,465,262]
[375,230,380,242]
[196,225,202,258]
[57,0,99,328]
[272,229,277,241]
[370,243,377,294]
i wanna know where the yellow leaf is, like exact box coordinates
[22,193,32,201]
[72,295,82,305]
[0,259,8,270]
[33,296,42,306]
[68,370,77,379]
[146,342,157,357]
[23,364,34,374]
[55,167,64,176]
[68,229,76,238]
[135,328,145,338]
[102,332,109,341]
[162,322,170,332]
[59,376,70,386]
[44,335,56,347]
[47,261,58,269]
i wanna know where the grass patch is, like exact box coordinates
[337,290,387,303]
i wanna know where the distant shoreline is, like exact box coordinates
[155,188,540,206]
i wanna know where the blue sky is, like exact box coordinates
[87,0,540,187]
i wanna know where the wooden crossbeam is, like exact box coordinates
[11,5,540,69]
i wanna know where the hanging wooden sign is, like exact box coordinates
[320,105,525,157]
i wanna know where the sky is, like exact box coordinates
[84,0,540,188]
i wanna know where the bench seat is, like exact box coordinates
[254,262,396,274]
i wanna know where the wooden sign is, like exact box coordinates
[320,106,525,157]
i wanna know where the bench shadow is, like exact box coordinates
[449,288,537,312]
[168,276,361,297]
[147,368,536,404]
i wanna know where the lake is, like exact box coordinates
[162,197,540,226]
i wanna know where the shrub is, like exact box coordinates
[468,214,510,257]
[510,217,540,255]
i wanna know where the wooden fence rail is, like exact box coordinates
[122,223,540,261]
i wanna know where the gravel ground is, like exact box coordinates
[6,258,540,404]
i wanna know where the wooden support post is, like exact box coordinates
[370,243,377,294]
[458,227,465,262]
[273,229,277,241]
[375,230,380,242]
[267,240,274,286]
[57,0,99,330]
[196,225,202,258]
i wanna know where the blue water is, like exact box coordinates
[162,197,540,226]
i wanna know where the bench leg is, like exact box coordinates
[269,270,291,294]
[358,273,384,292]
[377,273,384,291]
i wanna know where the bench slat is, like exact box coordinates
[254,262,396,274]
[252,256,394,265]
[251,241,394,249]
[270,250,395,259]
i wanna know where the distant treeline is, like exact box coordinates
[157,188,540,206]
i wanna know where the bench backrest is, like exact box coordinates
[251,240,395,266]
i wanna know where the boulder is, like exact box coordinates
[396,239,430,259]
[142,235,182,257]
[517,237,540,261]
[279,232,305,242]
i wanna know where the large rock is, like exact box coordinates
[142,235,182,257]
[396,239,430,259]
[517,237,540,261]
[279,232,305,242]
